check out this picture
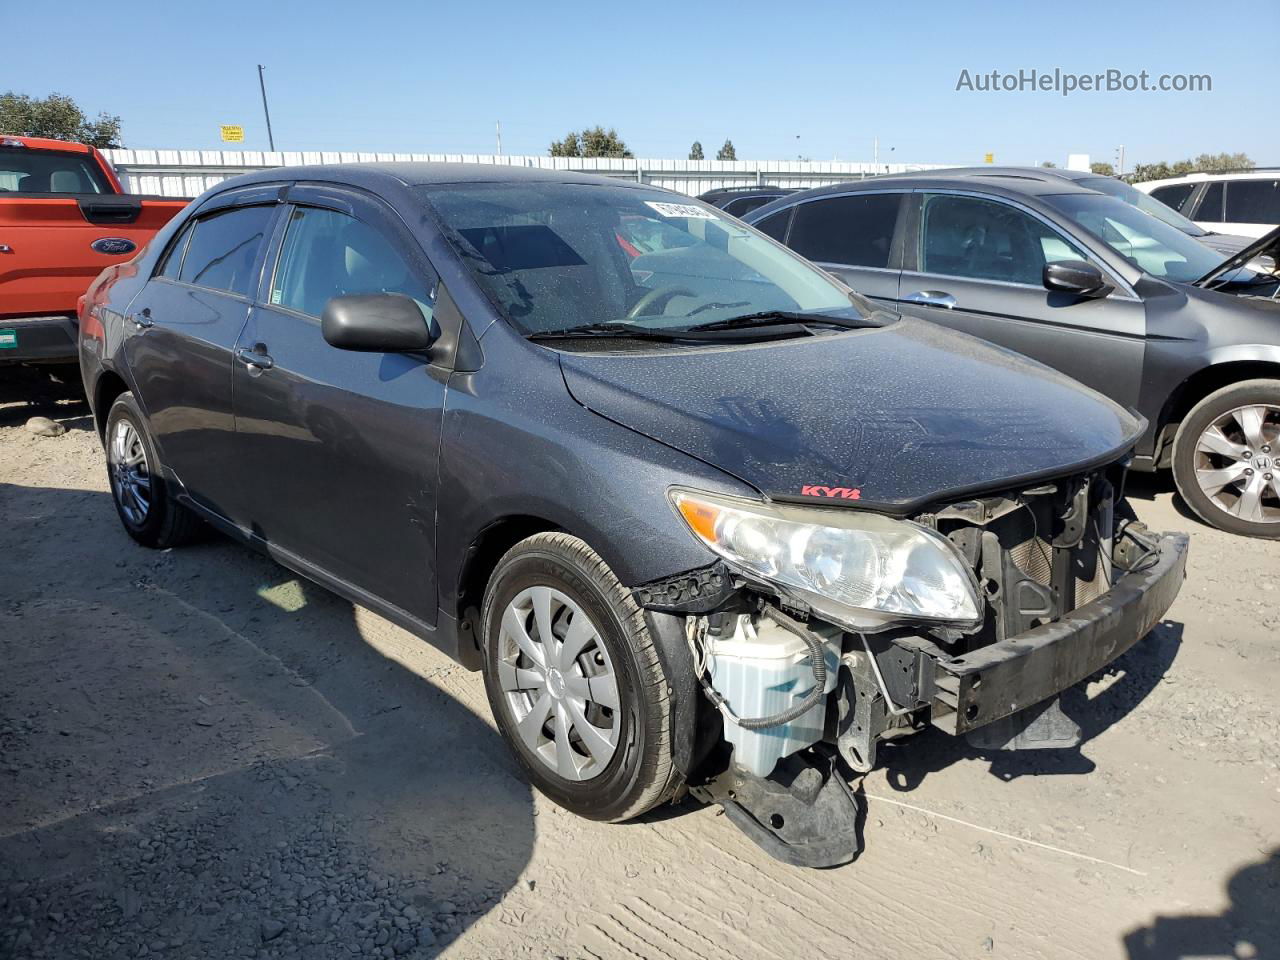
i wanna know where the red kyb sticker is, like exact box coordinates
[800,485,861,500]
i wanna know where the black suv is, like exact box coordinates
[747,172,1280,537]
[80,164,1186,866]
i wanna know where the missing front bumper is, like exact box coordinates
[931,530,1189,736]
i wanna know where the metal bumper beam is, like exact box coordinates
[932,531,1189,735]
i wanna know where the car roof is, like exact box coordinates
[700,186,794,196]
[743,169,1104,221]
[211,161,655,195]
[859,165,1108,187]
[1138,170,1280,189]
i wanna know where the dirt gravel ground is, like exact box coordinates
[1,367,1278,960]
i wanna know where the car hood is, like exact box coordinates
[1194,224,1280,287]
[559,317,1143,514]
[1195,231,1256,257]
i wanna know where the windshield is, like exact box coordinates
[1077,176,1207,237]
[1045,192,1231,284]
[0,147,110,194]
[417,182,861,337]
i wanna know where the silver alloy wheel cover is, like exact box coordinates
[1193,403,1280,524]
[498,585,621,781]
[108,419,152,526]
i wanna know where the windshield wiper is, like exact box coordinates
[526,322,685,341]
[682,310,877,332]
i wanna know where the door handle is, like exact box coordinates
[902,290,957,310]
[131,308,155,330]
[236,346,274,370]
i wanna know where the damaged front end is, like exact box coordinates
[634,466,1188,867]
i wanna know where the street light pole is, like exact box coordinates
[257,64,276,152]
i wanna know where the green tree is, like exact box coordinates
[689,140,704,161]
[716,139,737,161]
[549,126,632,159]
[1192,152,1253,173]
[0,91,122,147]
[1128,152,1253,183]
[1089,161,1115,177]
[1040,161,1057,168]
[548,132,581,157]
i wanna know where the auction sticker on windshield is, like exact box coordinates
[0,329,16,349]
[645,201,718,220]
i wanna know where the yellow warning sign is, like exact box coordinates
[220,125,245,143]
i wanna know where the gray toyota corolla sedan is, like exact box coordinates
[79,164,1187,866]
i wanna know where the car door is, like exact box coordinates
[232,184,445,626]
[767,192,906,305]
[122,188,281,522]
[894,191,1147,411]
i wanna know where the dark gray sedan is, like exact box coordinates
[78,164,1187,865]
[747,172,1280,538]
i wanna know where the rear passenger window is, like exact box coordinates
[269,206,435,321]
[1224,179,1280,224]
[753,209,792,242]
[179,205,274,296]
[1194,182,1225,222]
[787,194,901,268]
[155,222,192,279]
[1149,183,1196,213]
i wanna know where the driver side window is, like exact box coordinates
[921,194,1085,286]
[269,206,435,322]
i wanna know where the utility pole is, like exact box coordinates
[496,120,502,157]
[257,64,276,152]
[874,137,878,168]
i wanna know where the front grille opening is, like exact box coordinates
[926,467,1120,645]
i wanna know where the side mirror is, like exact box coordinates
[1043,260,1112,298]
[321,294,436,352]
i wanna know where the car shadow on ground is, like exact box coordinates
[0,480,536,960]
[880,620,1184,790]
[1123,848,1280,959]
[1124,470,1209,530]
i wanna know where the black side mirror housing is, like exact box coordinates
[321,294,436,352]
[1043,260,1112,298]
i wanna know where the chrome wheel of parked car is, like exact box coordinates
[498,586,620,782]
[1193,404,1280,524]
[108,419,152,526]
[1174,379,1280,539]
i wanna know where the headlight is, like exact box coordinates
[670,488,981,631]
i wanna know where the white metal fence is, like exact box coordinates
[101,149,949,199]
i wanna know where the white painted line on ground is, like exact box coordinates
[863,792,1148,877]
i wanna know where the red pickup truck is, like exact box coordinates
[0,136,187,366]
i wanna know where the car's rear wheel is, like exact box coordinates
[1172,379,1280,538]
[480,532,679,822]
[104,392,204,548]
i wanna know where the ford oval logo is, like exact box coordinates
[91,237,137,256]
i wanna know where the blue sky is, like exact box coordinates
[9,0,1277,168]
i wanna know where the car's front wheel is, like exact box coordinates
[1172,378,1280,538]
[479,532,680,821]
[104,392,204,548]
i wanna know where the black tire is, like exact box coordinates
[1172,378,1280,539]
[104,392,204,548]
[480,532,679,822]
